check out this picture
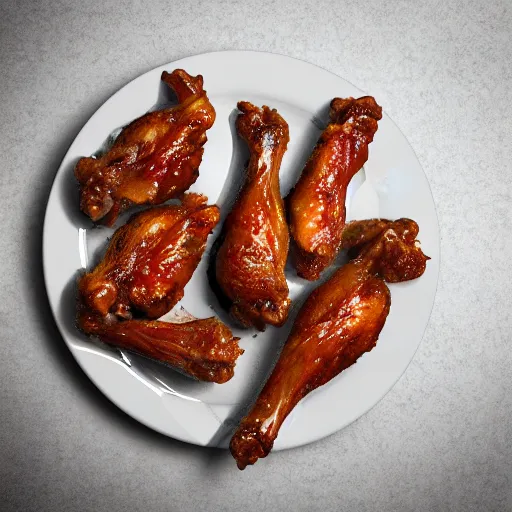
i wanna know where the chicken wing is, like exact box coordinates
[288,96,382,280]
[79,315,242,384]
[77,194,243,383]
[79,194,220,320]
[75,69,216,225]
[214,102,291,330]
[230,218,428,468]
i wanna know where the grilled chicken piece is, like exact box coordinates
[75,69,216,225]
[230,218,429,468]
[214,102,291,330]
[288,96,382,280]
[77,194,243,383]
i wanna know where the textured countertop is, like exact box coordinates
[1,1,511,510]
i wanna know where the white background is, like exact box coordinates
[0,0,510,510]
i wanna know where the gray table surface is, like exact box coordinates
[1,0,511,510]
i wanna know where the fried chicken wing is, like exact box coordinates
[79,194,220,320]
[288,96,382,280]
[214,102,291,330]
[75,69,216,225]
[79,315,242,384]
[341,218,429,282]
[230,218,428,468]
[77,194,243,383]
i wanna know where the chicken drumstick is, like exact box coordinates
[230,218,428,468]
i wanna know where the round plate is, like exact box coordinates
[43,50,439,451]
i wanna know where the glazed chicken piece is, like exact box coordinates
[288,96,383,280]
[79,194,220,320]
[214,102,291,330]
[77,194,243,383]
[79,315,243,384]
[75,69,216,225]
[230,218,429,468]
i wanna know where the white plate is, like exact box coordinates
[43,51,439,451]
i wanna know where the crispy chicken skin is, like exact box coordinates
[288,96,382,280]
[77,194,243,383]
[214,102,291,330]
[75,69,216,225]
[230,218,429,468]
